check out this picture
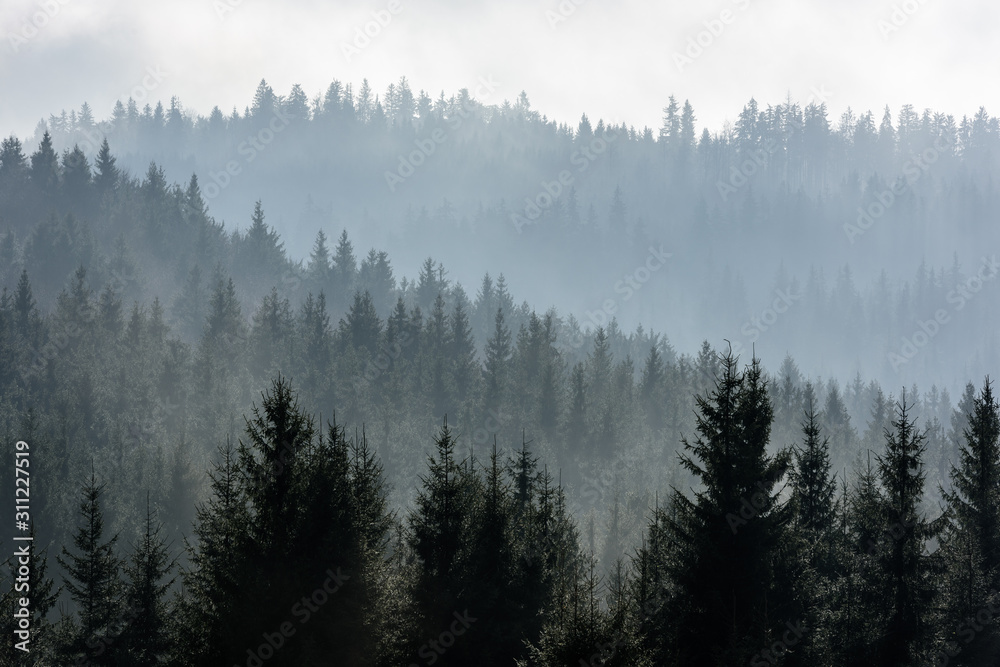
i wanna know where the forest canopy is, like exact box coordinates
[0,79,999,665]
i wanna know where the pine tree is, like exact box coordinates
[295,292,334,412]
[483,308,512,412]
[332,229,357,308]
[339,290,382,356]
[56,473,124,666]
[450,296,478,407]
[0,135,28,183]
[94,139,119,197]
[873,393,938,666]
[940,379,1000,664]
[171,265,205,341]
[307,229,332,296]
[409,418,476,665]
[416,257,442,311]
[645,350,794,666]
[358,248,396,314]
[61,145,92,209]
[249,287,294,381]
[174,443,249,666]
[13,269,42,346]
[120,498,175,666]
[29,131,60,195]
[239,201,285,299]
[466,443,524,664]
[639,344,665,433]
[824,380,860,475]
[792,385,837,536]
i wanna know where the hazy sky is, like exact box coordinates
[0,0,997,140]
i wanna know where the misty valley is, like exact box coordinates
[1,74,1000,666]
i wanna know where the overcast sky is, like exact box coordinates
[0,0,997,140]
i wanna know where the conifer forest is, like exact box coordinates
[2,2,1000,665]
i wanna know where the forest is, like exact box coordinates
[0,79,999,665]
[22,78,1000,389]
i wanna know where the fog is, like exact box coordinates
[14,81,1000,396]
[4,2,1000,665]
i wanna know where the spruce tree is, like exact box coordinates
[645,350,794,666]
[93,139,118,197]
[174,443,249,666]
[940,378,1000,664]
[792,384,837,536]
[29,131,60,195]
[409,418,476,666]
[639,343,666,433]
[56,473,124,666]
[120,498,175,666]
[483,308,512,412]
[873,393,939,666]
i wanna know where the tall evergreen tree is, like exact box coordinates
[409,418,476,666]
[792,385,837,536]
[643,350,794,666]
[940,379,1000,664]
[29,131,60,195]
[119,498,175,667]
[873,393,939,666]
[483,308,512,412]
[56,473,124,666]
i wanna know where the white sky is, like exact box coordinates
[0,0,997,139]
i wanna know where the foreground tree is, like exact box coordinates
[873,393,940,666]
[176,378,395,666]
[641,349,795,666]
[56,473,124,666]
[119,499,175,666]
[939,379,1000,664]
